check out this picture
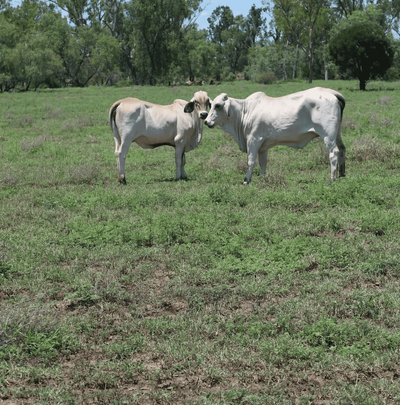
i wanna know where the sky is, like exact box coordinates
[195,0,266,30]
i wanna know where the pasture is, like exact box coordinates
[1,80,400,404]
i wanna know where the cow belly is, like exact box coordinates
[135,135,175,149]
[263,131,318,150]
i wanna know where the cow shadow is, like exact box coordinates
[154,178,191,183]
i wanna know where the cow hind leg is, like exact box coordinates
[258,150,268,179]
[115,140,131,184]
[323,138,340,180]
[337,135,346,178]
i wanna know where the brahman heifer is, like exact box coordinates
[109,91,211,184]
[204,87,346,184]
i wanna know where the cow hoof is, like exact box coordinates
[242,181,250,185]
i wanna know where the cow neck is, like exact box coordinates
[190,109,203,149]
[221,98,248,153]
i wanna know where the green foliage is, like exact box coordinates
[329,20,394,90]
[256,71,276,84]
[302,317,400,356]
[65,284,101,306]
[105,334,146,359]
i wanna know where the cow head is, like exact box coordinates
[184,91,212,120]
[204,93,230,129]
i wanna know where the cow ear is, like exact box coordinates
[207,98,212,109]
[184,101,195,113]
[222,94,228,101]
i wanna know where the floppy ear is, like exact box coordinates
[224,95,230,117]
[184,101,195,113]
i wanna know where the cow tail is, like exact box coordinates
[334,93,345,119]
[334,93,346,177]
[109,101,121,148]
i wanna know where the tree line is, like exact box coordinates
[0,0,399,91]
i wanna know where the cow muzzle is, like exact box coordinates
[200,112,208,120]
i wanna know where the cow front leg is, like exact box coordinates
[174,134,188,180]
[174,144,185,180]
[243,136,263,184]
[258,149,268,179]
[180,152,187,180]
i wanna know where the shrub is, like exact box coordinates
[224,72,236,82]
[256,72,276,84]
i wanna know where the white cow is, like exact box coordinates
[109,91,212,184]
[205,87,346,184]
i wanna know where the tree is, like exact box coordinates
[178,28,215,82]
[267,0,331,83]
[127,0,198,85]
[329,21,394,90]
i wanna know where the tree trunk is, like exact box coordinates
[324,60,328,80]
[359,78,366,91]
[283,40,288,81]
[293,44,299,79]
[308,28,313,84]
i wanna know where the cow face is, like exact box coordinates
[184,91,212,120]
[204,93,229,129]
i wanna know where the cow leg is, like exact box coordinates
[174,134,188,180]
[337,134,346,178]
[180,152,187,180]
[324,138,340,180]
[243,137,263,184]
[115,139,131,184]
[258,149,268,178]
[174,143,185,180]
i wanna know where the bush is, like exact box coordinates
[223,72,236,82]
[256,71,276,84]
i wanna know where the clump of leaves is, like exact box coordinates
[301,317,400,356]
[19,116,35,127]
[65,284,101,307]
[377,96,392,105]
[64,163,102,184]
[0,304,79,360]
[256,72,276,84]
[351,136,400,162]
[0,260,11,280]
[104,334,146,359]
[0,170,18,186]
[20,135,48,152]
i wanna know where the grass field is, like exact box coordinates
[1,80,400,404]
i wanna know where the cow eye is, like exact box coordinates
[215,104,222,109]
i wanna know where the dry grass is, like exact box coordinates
[18,116,35,127]
[351,135,400,162]
[63,163,103,184]
[20,135,48,152]
[342,118,357,131]
[377,96,392,105]
[0,169,18,186]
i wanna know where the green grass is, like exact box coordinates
[1,80,400,404]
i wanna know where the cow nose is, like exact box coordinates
[200,112,208,119]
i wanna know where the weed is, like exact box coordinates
[20,135,48,152]
[0,169,18,186]
[65,284,101,306]
[350,135,400,162]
